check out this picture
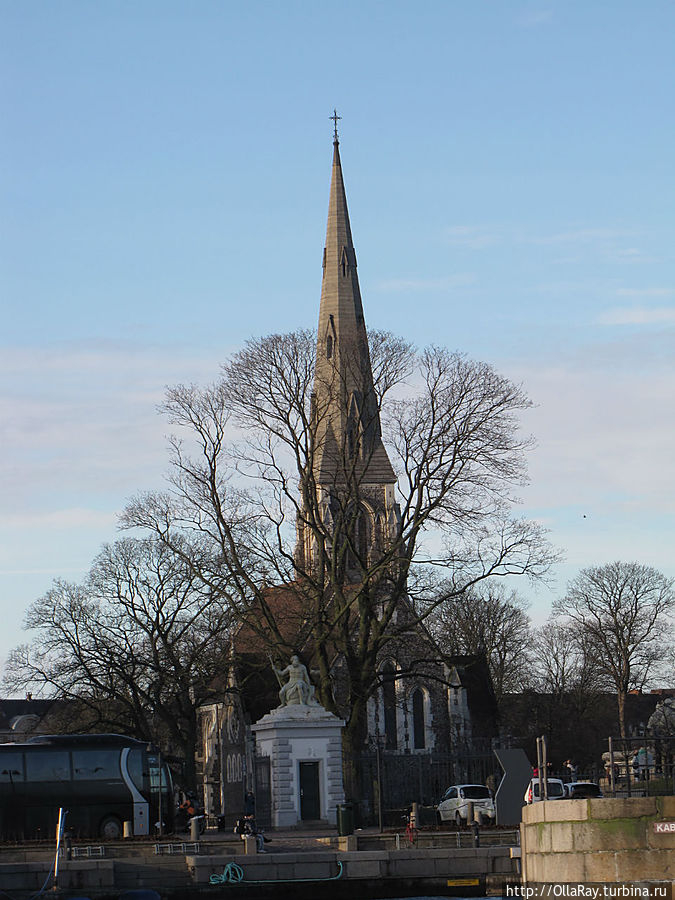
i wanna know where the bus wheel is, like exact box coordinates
[100,815,123,840]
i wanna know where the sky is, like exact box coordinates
[2,1,674,677]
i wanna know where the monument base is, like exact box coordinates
[252,703,345,828]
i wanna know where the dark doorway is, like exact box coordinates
[254,756,272,829]
[299,762,321,820]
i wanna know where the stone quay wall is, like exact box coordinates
[0,845,517,897]
[190,846,515,886]
[520,795,674,884]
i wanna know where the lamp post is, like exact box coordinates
[375,733,384,833]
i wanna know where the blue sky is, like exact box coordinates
[2,1,674,673]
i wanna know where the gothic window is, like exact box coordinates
[356,507,370,563]
[374,513,385,550]
[346,504,371,572]
[382,662,397,750]
[347,425,355,458]
[326,334,333,359]
[346,394,360,460]
[412,688,426,750]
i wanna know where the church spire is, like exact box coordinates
[295,120,400,574]
[313,118,396,487]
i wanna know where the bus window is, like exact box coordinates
[0,753,24,783]
[148,755,161,791]
[127,748,145,792]
[72,750,122,781]
[25,750,70,782]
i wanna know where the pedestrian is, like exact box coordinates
[564,759,578,782]
[244,790,255,817]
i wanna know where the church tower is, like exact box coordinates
[296,118,400,575]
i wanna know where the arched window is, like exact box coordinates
[345,504,371,572]
[382,662,397,750]
[412,688,426,750]
[345,394,360,460]
[356,507,370,563]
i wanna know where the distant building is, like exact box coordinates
[499,687,675,778]
[0,695,64,743]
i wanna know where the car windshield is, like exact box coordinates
[461,786,490,800]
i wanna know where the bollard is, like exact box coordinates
[189,816,200,842]
[471,819,480,847]
[123,821,133,839]
[466,801,474,826]
[242,834,257,854]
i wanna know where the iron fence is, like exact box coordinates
[347,748,498,826]
[603,735,674,797]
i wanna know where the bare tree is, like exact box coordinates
[429,583,533,700]
[5,537,235,788]
[495,621,609,769]
[123,331,553,756]
[531,620,606,698]
[553,562,675,739]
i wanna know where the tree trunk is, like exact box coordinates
[617,689,627,741]
[341,694,369,801]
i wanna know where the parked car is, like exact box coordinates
[436,784,495,826]
[524,777,565,804]
[564,781,603,799]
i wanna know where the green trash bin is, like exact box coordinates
[336,802,354,836]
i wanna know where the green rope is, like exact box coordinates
[209,859,343,885]
[210,862,244,884]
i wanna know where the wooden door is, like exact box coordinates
[299,762,320,820]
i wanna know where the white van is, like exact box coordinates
[436,784,496,825]
[524,778,565,804]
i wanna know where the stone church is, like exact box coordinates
[197,126,497,825]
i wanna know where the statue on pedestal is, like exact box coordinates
[271,655,320,708]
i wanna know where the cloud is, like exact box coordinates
[517,9,554,27]
[509,361,675,516]
[0,508,115,531]
[612,248,659,265]
[502,354,675,617]
[440,226,652,268]
[375,274,476,292]
[443,226,499,249]
[0,567,87,577]
[523,228,634,246]
[597,307,675,326]
[0,339,223,511]
[0,338,231,659]
[616,288,674,298]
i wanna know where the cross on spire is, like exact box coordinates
[330,108,341,142]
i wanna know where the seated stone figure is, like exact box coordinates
[272,655,320,707]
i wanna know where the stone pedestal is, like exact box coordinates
[252,703,345,827]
